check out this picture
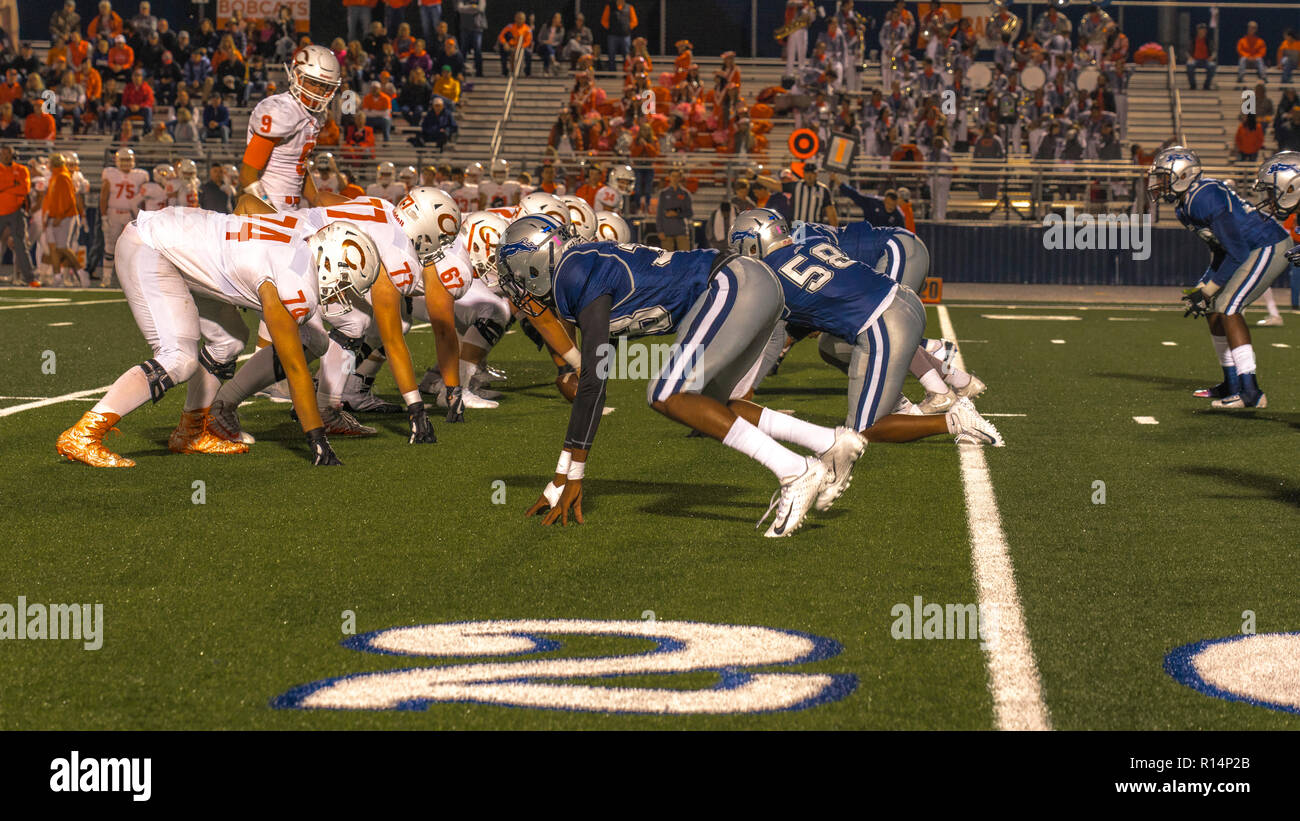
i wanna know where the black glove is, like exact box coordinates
[305,426,342,465]
[1287,244,1300,266]
[444,385,465,423]
[1181,287,1212,318]
[407,400,437,443]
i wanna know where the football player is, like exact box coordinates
[209,188,468,440]
[560,195,598,240]
[452,162,483,214]
[26,156,51,284]
[729,209,1004,447]
[497,215,862,538]
[398,166,418,194]
[595,211,631,243]
[479,159,521,210]
[1150,147,1293,408]
[237,44,342,214]
[56,210,380,468]
[595,165,632,213]
[173,159,201,208]
[65,152,91,285]
[99,148,149,288]
[367,162,406,203]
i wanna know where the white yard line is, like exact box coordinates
[980,314,1081,321]
[0,298,126,311]
[1133,416,1159,425]
[937,304,1051,731]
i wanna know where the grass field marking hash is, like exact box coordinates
[937,305,1052,731]
[1133,416,1160,425]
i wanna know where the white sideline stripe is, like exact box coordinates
[0,350,259,418]
[980,314,1080,321]
[1161,341,1178,346]
[48,322,75,327]
[1050,339,1066,344]
[1107,317,1151,322]
[0,298,126,311]
[0,395,96,401]
[1133,416,1159,425]
[1273,343,1292,348]
[937,305,1050,732]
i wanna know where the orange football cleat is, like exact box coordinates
[168,408,251,455]
[56,411,136,467]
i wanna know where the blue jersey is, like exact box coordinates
[1176,177,1288,285]
[834,221,913,267]
[762,240,898,340]
[551,242,719,337]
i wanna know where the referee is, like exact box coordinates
[757,162,838,226]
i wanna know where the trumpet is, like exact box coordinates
[775,16,811,42]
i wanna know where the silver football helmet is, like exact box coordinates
[497,214,573,314]
[728,209,793,258]
[1147,146,1202,203]
[608,164,635,195]
[114,147,135,171]
[376,161,396,184]
[1254,151,1300,217]
[559,194,597,241]
[308,220,382,317]
[595,211,631,243]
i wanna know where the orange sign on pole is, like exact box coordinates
[788,129,819,160]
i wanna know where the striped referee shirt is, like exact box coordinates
[783,180,832,223]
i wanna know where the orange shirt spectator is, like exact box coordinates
[1278,34,1300,64]
[362,88,392,114]
[67,37,91,69]
[1238,33,1266,60]
[344,114,375,159]
[575,182,599,208]
[79,65,103,101]
[1236,117,1265,156]
[318,116,341,146]
[87,10,125,41]
[47,41,69,67]
[43,167,81,219]
[0,157,30,215]
[0,75,22,107]
[108,40,135,73]
[498,20,533,50]
[24,111,57,141]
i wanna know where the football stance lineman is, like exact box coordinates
[497,214,864,538]
[56,211,380,467]
[1149,147,1294,408]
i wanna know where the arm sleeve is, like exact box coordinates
[838,183,874,212]
[564,294,612,450]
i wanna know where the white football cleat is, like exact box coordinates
[954,374,987,400]
[892,394,923,415]
[320,405,377,435]
[1256,315,1283,327]
[815,427,866,512]
[1210,392,1267,409]
[948,396,1004,447]
[468,371,504,399]
[436,387,499,409]
[757,457,828,538]
[208,399,255,444]
[918,389,957,414]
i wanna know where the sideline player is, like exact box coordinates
[99,148,148,287]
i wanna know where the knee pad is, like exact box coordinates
[328,327,365,353]
[467,317,506,350]
[198,346,238,380]
[139,358,177,402]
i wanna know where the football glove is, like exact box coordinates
[444,385,465,423]
[305,426,342,465]
[1287,244,1300,266]
[407,400,436,444]
[1181,287,1212,318]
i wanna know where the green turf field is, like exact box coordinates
[1,289,1297,729]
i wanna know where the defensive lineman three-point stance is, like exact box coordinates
[1148,147,1294,408]
[56,209,381,467]
[496,215,865,537]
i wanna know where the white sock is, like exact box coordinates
[355,353,384,378]
[460,359,479,386]
[722,416,808,479]
[1212,335,1232,367]
[183,369,220,411]
[1263,288,1281,319]
[92,366,154,417]
[758,406,836,453]
[918,368,947,394]
[1230,344,1256,375]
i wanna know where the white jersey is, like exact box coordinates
[438,180,456,193]
[134,207,320,322]
[314,171,340,195]
[449,183,479,215]
[479,180,521,209]
[297,197,422,299]
[173,177,200,208]
[140,181,168,211]
[594,185,621,212]
[72,171,90,197]
[431,238,474,300]
[365,181,407,204]
[101,167,149,215]
[246,91,323,209]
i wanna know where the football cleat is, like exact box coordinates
[948,397,1004,447]
[925,337,959,364]
[168,408,251,454]
[484,364,508,381]
[1193,382,1235,399]
[1256,315,1284,327]
[341,373,402,413]
[320,405,378,435]
[208,399,255,444]
[814,427,866,512]
[56,411,136,467]
[757,457,828,538]
[436,386,499,409]
[1210,392,1268,409]
[954,374,987,400]
[418,368,444,395]
[255,379,293,403]
[918,389,957,414]
[892,394,923,415]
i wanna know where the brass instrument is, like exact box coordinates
[775,6,813,42]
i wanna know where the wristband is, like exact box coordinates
[542,481,563,507]
[566,460,586,481]
[1201,281,1221,297]
[561,346,581,370]
[554,450,572,477]
[402,390,422,407]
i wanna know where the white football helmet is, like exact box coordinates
[518,191,572,227]
[30,155,50,177]
[728,209,793,257]
[461,211,509,284]
[153,163,175,183]
[376,161,396,184]
[559,195,597,241]
[399,165,418,189]
[176,158,198,180]
[491,158,509,183]
[497,214,574,312]
[395,186,462,264]
[308,220,382,317]
[608,164,635,195]
[114,148,134,171]
[464,162,484,184]
[595,212,632,244]
[1255,151,1300,217]
[1147,146,1202,203]
[65,152,81,169]
[287,44,342,114]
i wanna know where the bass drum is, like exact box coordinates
[1076,67,1100,93]
[968,63,993,91]
[1020,65,1046,91]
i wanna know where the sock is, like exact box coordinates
[1212,335,1239,391]
[183,369,220,411]
[758,406,837,453]
[460,359,479,386]
[1262,288,1281,319]
[1230,344,1256,376]
[92,366,153,417]
[355,353,384,378]
[218,346,277,405]
[722,416,808,479]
